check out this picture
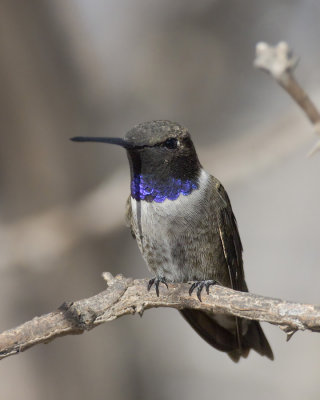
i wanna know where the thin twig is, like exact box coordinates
[0,272,319,360]
[254,41,320,155]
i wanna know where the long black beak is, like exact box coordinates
[70,136,131,149]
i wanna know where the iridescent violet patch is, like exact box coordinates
[131,175,198,202]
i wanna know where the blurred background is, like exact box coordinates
[0,1,320,399]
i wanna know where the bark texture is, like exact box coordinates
[0,272,319,360]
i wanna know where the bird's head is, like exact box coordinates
[71,120,201,202]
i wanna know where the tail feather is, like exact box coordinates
[180,309,237,353]
[242,320,274,360]
[180,309,273,362]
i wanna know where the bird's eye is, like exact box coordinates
[164,138,178,149]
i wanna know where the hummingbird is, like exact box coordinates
[71,120,273,362]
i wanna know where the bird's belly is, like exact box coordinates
[130,171,225,283]
[130,197,186,281]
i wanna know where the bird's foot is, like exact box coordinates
[147,276,168,297]
[189,280,217,302]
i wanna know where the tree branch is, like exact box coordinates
[254,41,320,155]
[0,272,320,360]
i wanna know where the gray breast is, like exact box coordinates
[130,170,227,283]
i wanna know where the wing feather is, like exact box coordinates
[215,183,245,292]
[214,181,246,351]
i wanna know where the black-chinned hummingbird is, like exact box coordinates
[71,120,273,362]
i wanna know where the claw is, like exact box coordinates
[205,281,215,295]
[189,280,217,302]
[147,277,168,297]
[189,282,197,296]
[147,278,155,292]
[196,282,205,301]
